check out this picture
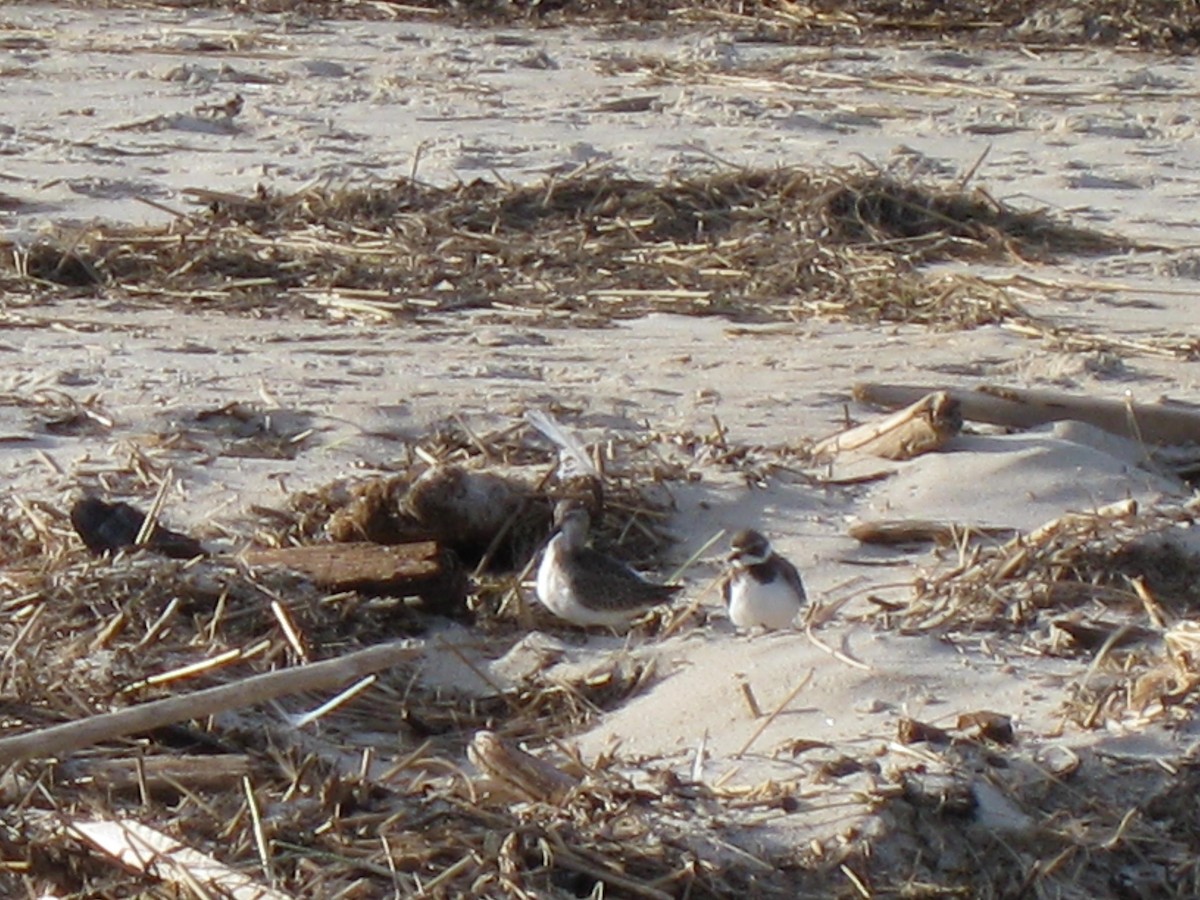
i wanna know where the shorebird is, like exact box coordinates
[723,529,806,630]
[535,500,682,627]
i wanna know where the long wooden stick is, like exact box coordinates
[0,639,423,767]
[854,382,1200,446]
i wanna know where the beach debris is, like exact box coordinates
[955,710,1015,744]
[812,390,961,463]
[849,518,1018,546]
[822,172,1130,257]
[855,381,1200,447]
[898,497,1147,632]
[722,529,807,630]
[467,730,579,804]
[8,163,1134,344]
[897,717,951,745]
[404,463,551,568]
[1127,621,1200,713]
[267,413,682,635]
[57,754,253,798]
[70,496,205,559]
[320,464,551,572]
[0,638,423,767]
[66,816,288,900]
[1165,621,1200,673]
[536,499,682,628]
[324,475,409,544]
[241,541,468,612]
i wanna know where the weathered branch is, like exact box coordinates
[854,382,1200,446]
[813,390,961,462]
[0,639,423,767]
[849,519,1018,546]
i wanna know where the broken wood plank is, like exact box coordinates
[242,541,467,609]
[813,390,961,462]
[854,382,1200,446]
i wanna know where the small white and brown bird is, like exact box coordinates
[723,529,806,630]
[535,500,682,627]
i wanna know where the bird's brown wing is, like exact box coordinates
[569,547,681,609]
[779,557,806,602]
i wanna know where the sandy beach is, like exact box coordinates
[2,2,1200,897]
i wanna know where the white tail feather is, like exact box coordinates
[525,409,599,479]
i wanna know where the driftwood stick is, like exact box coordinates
[854,382,1200,446]
[849,519,1019,546]
[0,639,423,767]
[58,754,254,794]
[813,391,961,462]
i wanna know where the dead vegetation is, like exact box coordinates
[858,737,1200,899]
[891,496,1200,734]
[55,0,1200,52]
[2,167,1136,338]
[900,498,1200,632]
[10,164,1178,360]
[827,496,1200,898]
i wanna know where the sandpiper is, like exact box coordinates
[723,529,806,630]
[535,500,682,627]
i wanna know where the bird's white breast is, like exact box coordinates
[535,535,572,613]
[727,575,801,630]
[535,535,635,627]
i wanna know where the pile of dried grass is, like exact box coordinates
[71,0,1200,52]
[841,496,1200,896]
[891,497,1200,731]
[256,413,689,563]
[4,407,1199,897]
[0,539,750,896]
[857,737,1200,898]
[3,167,1128,330]
[900,498,1200,633]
